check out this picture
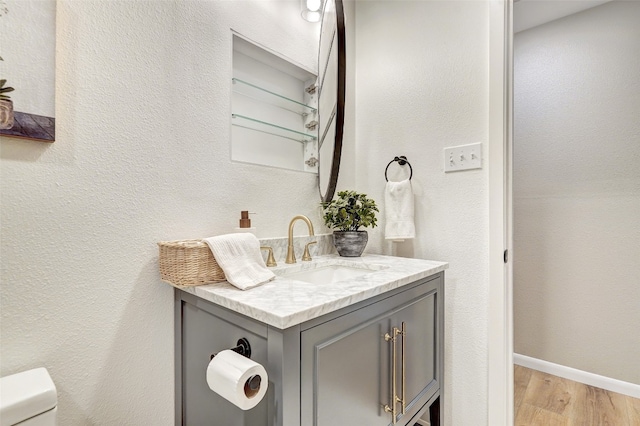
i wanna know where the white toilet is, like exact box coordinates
[0,368,57,426]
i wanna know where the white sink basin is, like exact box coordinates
[275,261,388,285]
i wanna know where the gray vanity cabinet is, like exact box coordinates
[300,275,441,426]
[175,272,443,426]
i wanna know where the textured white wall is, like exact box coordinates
[514,1,640,384]
[0,1,321,424]
[354,2,490,425]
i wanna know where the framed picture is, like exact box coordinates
[0,0,56,142]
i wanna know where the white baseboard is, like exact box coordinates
[514,353,640,399]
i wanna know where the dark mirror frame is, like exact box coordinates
[318,0,346,203]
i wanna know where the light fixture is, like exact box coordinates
[301,0,322,22]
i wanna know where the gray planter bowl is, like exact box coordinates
[333,231,368,257]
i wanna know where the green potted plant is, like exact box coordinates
[321,190,379,257]
[0,56,15,130]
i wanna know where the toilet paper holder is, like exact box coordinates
[210,338,252,360]
[206,338,267,408]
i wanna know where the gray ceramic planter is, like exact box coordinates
[333,231,368,257]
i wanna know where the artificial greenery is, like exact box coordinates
[0,56,14,101]
[0,79,14,101]
[322,190,379,232]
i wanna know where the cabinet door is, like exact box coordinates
[301,309,392,426]
[181,301,270,426]
[301,285,438,426]
[391,293,438,424]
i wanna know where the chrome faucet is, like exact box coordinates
[286,215,315,264]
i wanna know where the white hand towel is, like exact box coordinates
[204,233,275,290]
[384,179,415,241]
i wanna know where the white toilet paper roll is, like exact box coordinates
[206,349,268,410]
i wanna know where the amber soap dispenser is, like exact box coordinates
[235,211,256,233]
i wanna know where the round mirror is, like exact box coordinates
[317,0,346,203]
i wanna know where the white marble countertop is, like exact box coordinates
[177,254,448,329]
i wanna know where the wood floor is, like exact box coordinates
[515,365,640,425]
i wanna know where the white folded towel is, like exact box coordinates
[203,233,275,290]
[384,179,415,241]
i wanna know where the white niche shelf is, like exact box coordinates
[231,35,318,173]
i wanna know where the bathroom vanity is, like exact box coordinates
[173,254,447,426]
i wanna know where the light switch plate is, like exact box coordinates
[444,143,482,172]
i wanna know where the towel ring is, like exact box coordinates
[385,156,413,181]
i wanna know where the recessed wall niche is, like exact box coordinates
[231,34,318,173]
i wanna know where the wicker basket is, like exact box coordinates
[158,239,226,286]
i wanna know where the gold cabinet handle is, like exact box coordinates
[384,326,403,424]
[401,322,406,414]
[383,330,397,424]
[384,324,406,424]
